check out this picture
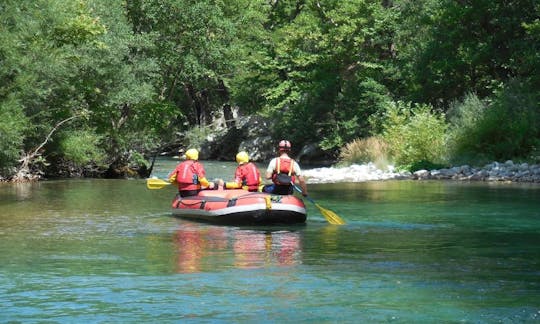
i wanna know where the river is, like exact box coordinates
[1,158,539,323]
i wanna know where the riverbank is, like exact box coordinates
[303,160,540,184]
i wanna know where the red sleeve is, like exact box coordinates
[167,163,181,179]
[193,162,206,178]
[234,166,243,183]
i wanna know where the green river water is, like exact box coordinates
[1,159,539,323]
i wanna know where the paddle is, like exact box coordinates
[293,184,346,225]
[146,178,171,190]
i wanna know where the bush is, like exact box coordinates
[380,101,448,170]
[446,92,488,164]
[60,131,106,167]
[184,125,215,150]
[0,98,28,175]
[338,136,390,169]
[447,82,540,165]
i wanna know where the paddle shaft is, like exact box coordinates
[292,184,313,203]
[293,184,346,225]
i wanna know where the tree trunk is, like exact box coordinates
[11,115,79,182]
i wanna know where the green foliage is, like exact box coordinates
[521,16,540,88]
[447,82,540,165]
[183,126,214,150]
[1,0,539,178]
[129,0,241,126]
[128,151,150,169]
[60,131,105,166]
[396,0,540,106]
[446,93,489,164]
[233,0,396,151]
[0,0,163,176]
[51,0,107,45]
[381,101,448,169]
[319,116,360,151]
[0,98,27,173]
[326,78,393,149]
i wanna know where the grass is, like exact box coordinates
[338,136,390,170]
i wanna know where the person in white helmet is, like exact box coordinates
[264,140,308,196]
[168,148,217,197]
[224,151,262,192]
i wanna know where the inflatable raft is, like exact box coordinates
[171,189,307,225]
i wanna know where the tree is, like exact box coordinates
[396,0,540,107]
[231,0,397,153]
[126,0,241,128]
[0,0,163,179]
[0,0,98,179]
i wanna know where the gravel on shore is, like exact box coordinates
[303,161,540,184]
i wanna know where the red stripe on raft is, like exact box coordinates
[171,189,307,225]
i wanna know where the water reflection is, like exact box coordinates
[173,223,302,273]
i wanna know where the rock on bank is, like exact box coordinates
[303,161,540,184]
[412,161,540,183]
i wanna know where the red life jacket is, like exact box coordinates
[237,162,261,191]
[173,160,202,191]
[272,157,296,185]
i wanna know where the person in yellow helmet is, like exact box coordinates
[224,151,262,192]
[168,148,217,197]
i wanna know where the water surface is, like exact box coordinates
[1,159,539,322]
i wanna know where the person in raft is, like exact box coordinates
[168,148,218,197]
[224,151,262,192]
[263,140,308,196]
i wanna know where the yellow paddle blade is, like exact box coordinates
[146,178,172,190]
[315,203,346,225]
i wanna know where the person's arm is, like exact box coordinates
[225,181,241,189]
[224,166,242,189]
[168,166,178,183]
[265,158,276,180]
[294,161,308,196]
[195,163,215,189]
[199,176,214,188]
[296,175,308,196]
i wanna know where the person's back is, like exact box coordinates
[225,151,262,192]
[168,148,216,197]
[264,140,308,196]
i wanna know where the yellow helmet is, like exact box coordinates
[185,148,199,160]
[236,151,249,164]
